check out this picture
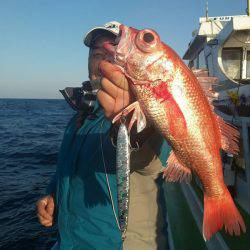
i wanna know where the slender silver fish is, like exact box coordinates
[116,122,130,240]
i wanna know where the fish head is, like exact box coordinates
[103,25,175,84]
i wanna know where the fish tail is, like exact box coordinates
[203,188,246,241]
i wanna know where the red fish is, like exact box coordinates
[103,25,246,240]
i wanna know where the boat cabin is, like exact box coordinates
[183,15,250,95]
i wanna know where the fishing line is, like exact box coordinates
[120,74,128,125]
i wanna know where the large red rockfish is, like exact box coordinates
[103,25,246,240]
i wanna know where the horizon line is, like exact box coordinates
[0,97,64,100]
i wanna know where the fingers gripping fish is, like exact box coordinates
[104,25,246,240]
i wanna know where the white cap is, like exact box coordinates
[84,21,121,47]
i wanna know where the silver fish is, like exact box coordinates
[116,122,130,240]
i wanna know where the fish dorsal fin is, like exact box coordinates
[192,69,239,155]
[192,68,209,77]
[214,115,240,155]
[192,68,219,108]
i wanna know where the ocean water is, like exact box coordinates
[0,99,74,250]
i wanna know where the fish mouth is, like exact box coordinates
[103,41,126,67]
[103,42,126,67]
[103,27,127,67]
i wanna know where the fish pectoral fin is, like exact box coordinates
[215,115,239,155]
[163,150,191,182]
[112,101,147,133]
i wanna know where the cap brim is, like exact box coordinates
[84,27,117,47]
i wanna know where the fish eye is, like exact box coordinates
[135,29,160,52]
[143,32,154,43]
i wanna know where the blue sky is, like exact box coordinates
[0,0,246,99]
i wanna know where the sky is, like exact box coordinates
[0,0,247,99]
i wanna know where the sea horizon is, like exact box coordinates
[0,97,63,100]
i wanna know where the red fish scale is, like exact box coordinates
[133,62,225,197]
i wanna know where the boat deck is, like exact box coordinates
[164,181,250,250]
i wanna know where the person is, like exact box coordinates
[36,21,170,250]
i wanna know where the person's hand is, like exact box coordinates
[36,195,54,227]
[97,60,133,119]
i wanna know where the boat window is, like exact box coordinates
[247,51,250,79]
[222,48,242,80]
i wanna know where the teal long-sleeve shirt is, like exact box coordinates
[46,102,170,250]
[47,104,122,250]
